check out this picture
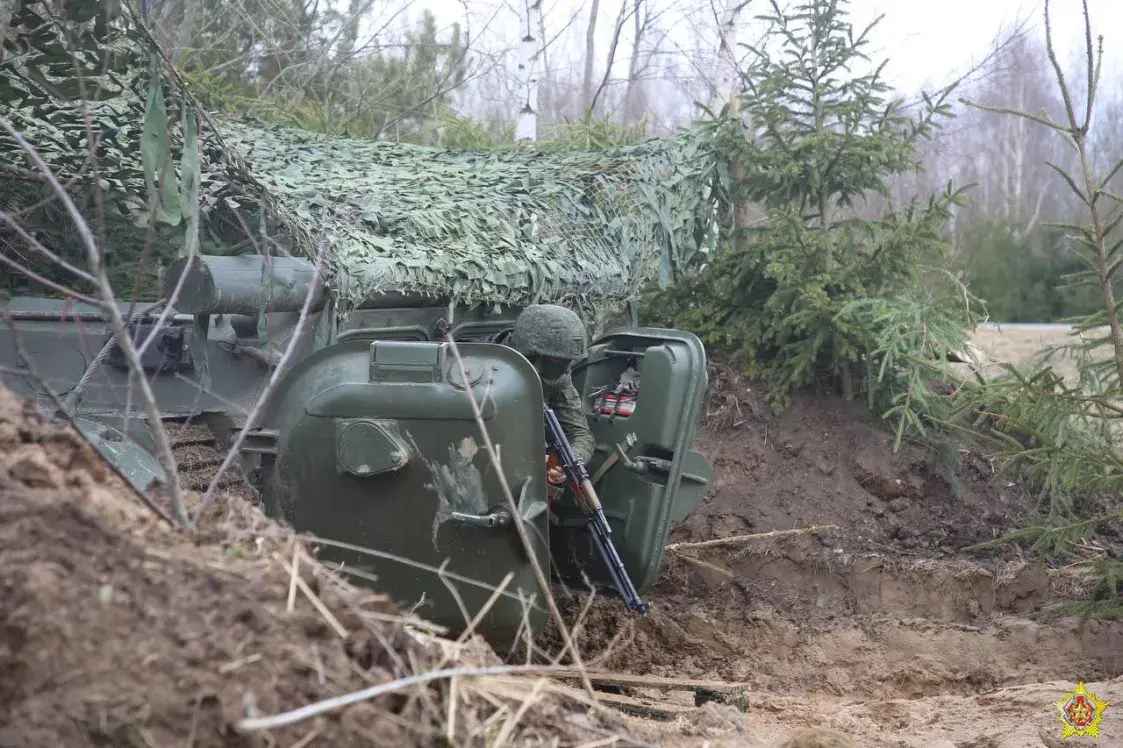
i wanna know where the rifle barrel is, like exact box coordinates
[543,404,649,615]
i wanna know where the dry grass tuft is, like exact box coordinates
[0,383,646,747]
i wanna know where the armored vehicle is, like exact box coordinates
[0,255,713,647]
[0,1,719,648]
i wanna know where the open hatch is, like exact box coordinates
[552,326,714,593]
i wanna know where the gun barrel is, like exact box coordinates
[588,514,649,614]
[165,254,328,315]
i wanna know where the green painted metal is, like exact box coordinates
[73,414,166,491]
[165,254,329,316]
[243,337,553,646]
[668,449,716,524]
[0,281,713,648]
[0,0,719,649]
[564,328,711,593]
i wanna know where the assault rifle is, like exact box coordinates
[544,405,649,614]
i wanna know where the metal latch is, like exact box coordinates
[621,455,673,476]
[107,322,193,373]
[590,433,637,485]
[449,510,511,528]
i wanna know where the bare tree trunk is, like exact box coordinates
[0,0,11,61]
[337,0,363,62]
[581,0,601,115]
[622,0,645,124]
[718,1,749,254]
[713,1,746,111]
[516,0,542,140]
[586,1,632,117]
[537,8,552,129]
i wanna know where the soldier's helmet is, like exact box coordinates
[511,304,588,385]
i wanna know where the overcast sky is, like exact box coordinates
[845,0,1123,93]
[368,0,1123,123]
[424,0,1123,86]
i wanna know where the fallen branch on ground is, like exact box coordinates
[551,684,696,720]
[672,552,733,576]
[234,664,571,732]
[530,669,749,694]
[665,524,840,551]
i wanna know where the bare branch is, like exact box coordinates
[581,0,602,113]
[192,232,328,523]
[959,100,1066,132]
[443,333,598,700]
[0,244,100,305]
[0,115,190,527]
[587,0,637,117]
[63,300,168,413]
[0,304,178,527]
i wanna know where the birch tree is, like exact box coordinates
[581,0,601,113]
[714,0,749,112]
[516,0,543,139]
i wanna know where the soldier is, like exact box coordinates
[506,304,595,484]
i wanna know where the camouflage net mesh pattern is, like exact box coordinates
[0,1,724,310]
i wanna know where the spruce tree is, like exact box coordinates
[657,0,972,410]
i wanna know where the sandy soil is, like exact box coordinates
[542,359,1122,747]
[2,346,1120,747]
[968,325,1110,384]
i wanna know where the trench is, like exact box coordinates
[169,418,1123,746]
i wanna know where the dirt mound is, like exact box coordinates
[564,548,1122,693]
[0,386,606,747]
[675,363,1040,557]
[538,362,1123,747]
[4,353,1120,747]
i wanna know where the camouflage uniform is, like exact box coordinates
[542,372,595,465]
[506,304,595,465]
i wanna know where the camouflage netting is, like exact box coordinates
[0,0,724,311]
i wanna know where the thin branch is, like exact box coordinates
[959,100,1066,132]
[587,0,638,117]
[234,664,570,732]
[0,247,101,305]
[0,115,190,526]
[0,208,98,283]
[0,305,178,527]
[192,232,328,523]
[443,333,598,700]
[665,523,839,551]
[63,300,167,412]
[298,533,541,604]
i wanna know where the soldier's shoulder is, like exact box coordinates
[545,372,579,400]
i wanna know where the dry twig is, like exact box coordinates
[0,115,190,526]
[234,664,570,732]
[673,552,733,577]
[192,230,327,523]
[279,549,350,639]
[665,523,840,551]
[444,332,598,700]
